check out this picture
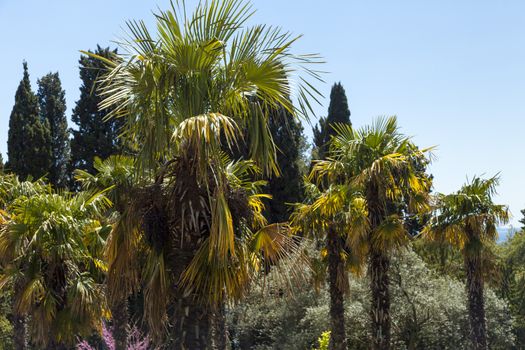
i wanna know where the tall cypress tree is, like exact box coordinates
[37,72,70,187]
[311,82,351,349]
[264,107,307,223]
[7,62,52,179]
[312,82,351,159]
[71,46,125,174]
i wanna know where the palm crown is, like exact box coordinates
[424,175,509,252]
[0,184,111,346]
[310,116,432,251]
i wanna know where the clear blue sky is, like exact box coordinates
[1,0,524,226]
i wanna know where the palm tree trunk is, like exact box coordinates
[327,230,347,350]
[369,249,391,350]
[367,185,392,350]
[210,303,228,350]
[171,295,210,349]
[45,341,68,350]
[465,253,487,350]
[13,279,26,350]
[169,216,211,349]
[111,296,129,350]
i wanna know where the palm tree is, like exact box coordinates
[0,175,49,350]
[0,186,111,349]
[291,181,368,350]
[87,1,320,347]
[75,155,141,350]
[423,175,509,350]
[309,116,432,349]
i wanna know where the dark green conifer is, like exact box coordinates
[7,62,52,179]
[70,46,125,174]
[313,82,351,159]
[519,209,525,230]
[264,107,307,223]
[38,72,70,187]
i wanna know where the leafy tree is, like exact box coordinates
[7,62,52,179]
[0,185,111,348]
[86,1,320,347]
[0,154,4,174]
[313,82,351,159]
[70,46,125,174]
[424,175,509,350]
[307,116,432,349]
[37,72,70,187]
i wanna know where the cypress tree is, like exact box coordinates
[7,62,52,179]
[70,46,125,174]
[313,82,351,159]
[226,104,307,224]
[264,107,307,223]
[311,82,351,349]
[519,209,525,230]
[37,72,70,187]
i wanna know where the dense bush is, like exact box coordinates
[229,247,515,349]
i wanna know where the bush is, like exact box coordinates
[229,246,515,349]
[77,323,151,350]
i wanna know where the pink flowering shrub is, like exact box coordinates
[77,323,151,350]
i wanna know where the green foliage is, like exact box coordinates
[519,209,525,230]
[7,62,52,179]
[498,230,525,345]
[264,106,308,223]
[0,175,111,347]
[37,72,70,187]
[70,46,125,175]
[313,82,351,159]
[230,247,515,350]
[412,239,465,279]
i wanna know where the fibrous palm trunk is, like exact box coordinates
[167,225,211,349]
[167,161,211,349]
[171,296,210,349]
[327,230,347,350]
[112,296,129,350]
[367,186,391,350]
[210,303,228,350]
[369,249,391,350]
[465,253,487,350]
